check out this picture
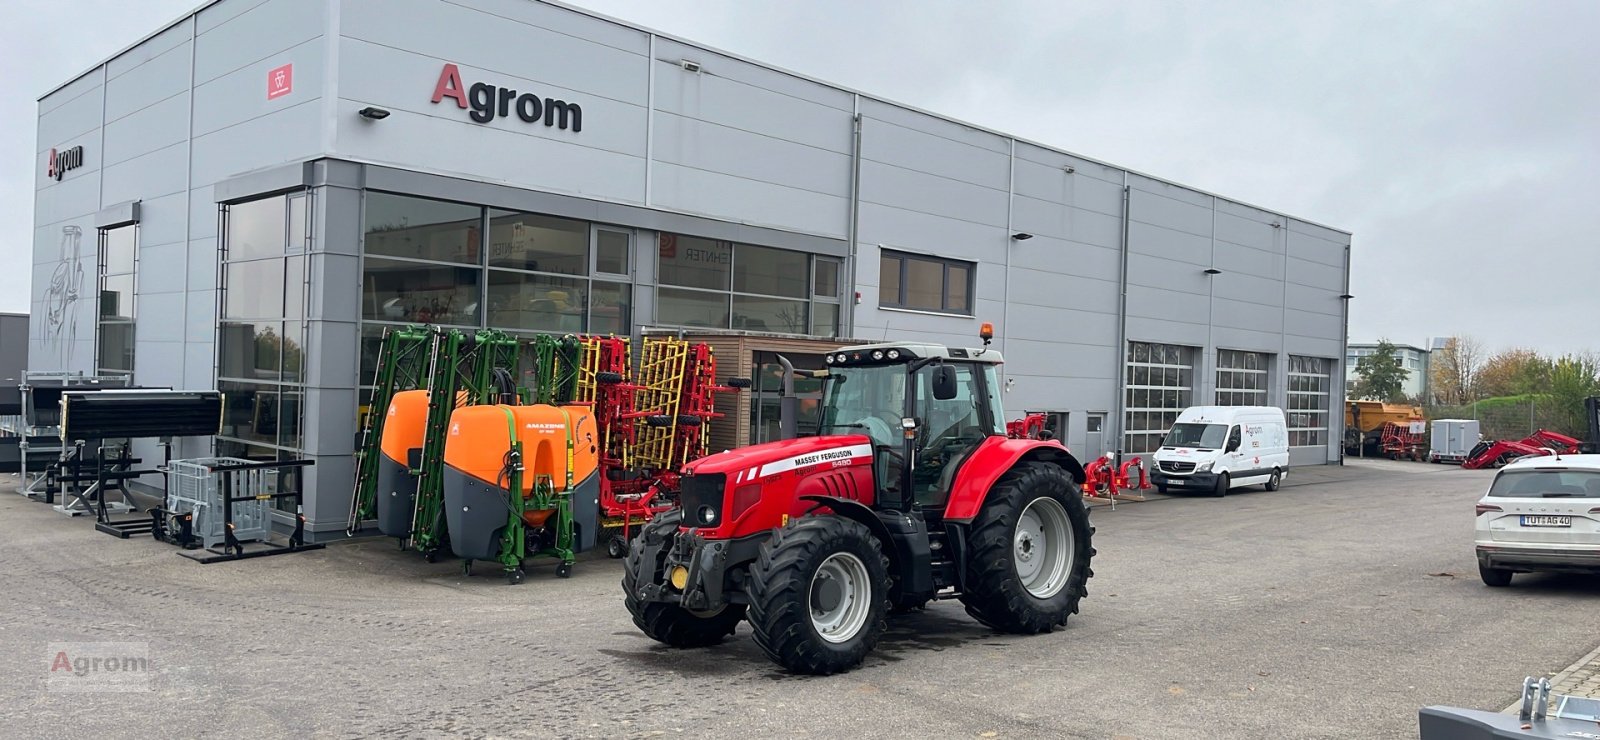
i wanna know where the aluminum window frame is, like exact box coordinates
[878,249,975,316]
[1286,355,1332,447]
[95,223,139,378]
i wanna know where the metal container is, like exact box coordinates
[1429,419,1480,463]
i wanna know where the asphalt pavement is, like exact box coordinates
[2,460,1598,739]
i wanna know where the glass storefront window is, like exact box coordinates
[364,193,482,265]
[659,234,731,290]
[657,287,729,329]
[589,281,631,336]
[596,230,630,275]
[362,257,481,326]
[97,322,134,373]
[285,256,304,320]
[810,303,839,338]
[732,295,808,334]
[814,258,840,298]
[287,193,307,252]
[733,243,808,298]
[219,321,283,381]
[488,211,588,275]
[100,274,135,319]
[219,381,279,446]
[103,226,136,275]
[228,197,287,261]
[223,259,286,319]
[486,270,586,333]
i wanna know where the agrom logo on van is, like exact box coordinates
[430,63,582,132]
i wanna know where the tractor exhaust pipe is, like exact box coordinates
[778,355,799,440]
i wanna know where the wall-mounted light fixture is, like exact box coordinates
[1011,233,1033,241]
[680,59,702,73]
[1271,222,1283,229]
[1338,293,1354,299]
[358,106,391,120]
[1203,268,1222,275]
[1063,166,1076,174]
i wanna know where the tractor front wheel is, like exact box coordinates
[960,462,1095,634]
[623,512,745,648]
[747,516,890,675]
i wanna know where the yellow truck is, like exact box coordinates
[1344,401,1425,457]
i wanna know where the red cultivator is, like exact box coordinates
[1379,421,1426,461]
[1462,429,1582,469]
[577,336,746,557]
[1082,454,1151,505]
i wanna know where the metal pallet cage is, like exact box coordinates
[164,457,275,549]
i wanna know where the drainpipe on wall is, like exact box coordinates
[843,97,863,338]
[1112,175,1131,458]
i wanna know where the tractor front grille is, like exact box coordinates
[678,473,727,528]
[1159,460,1196,474]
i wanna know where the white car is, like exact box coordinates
[1474,454,1600,587]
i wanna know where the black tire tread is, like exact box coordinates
[958,462,1095,634]
[747,516,889,675]
[622,512,744,647]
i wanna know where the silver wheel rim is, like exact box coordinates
[1014,496,1074,599]
[809,551,872,644]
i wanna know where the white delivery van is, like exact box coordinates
[1148,406,1291,497]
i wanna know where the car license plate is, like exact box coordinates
[1520,515,1571,528]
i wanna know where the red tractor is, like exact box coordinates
[623,333,1095,675]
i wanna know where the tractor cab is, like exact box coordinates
[816,341,1007,511]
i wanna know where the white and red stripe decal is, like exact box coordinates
[754,444,873,479]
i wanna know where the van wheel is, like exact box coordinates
[1156,484,1168,495]
[1211,473,1229,498]
[1264,469,1281,492]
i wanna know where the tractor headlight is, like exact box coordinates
[825,354,835,365]
[871,350,884,361]
[836,353,848,364]
[887,349,900,360]
[696,505,717,525]
[1196,461,1213,472]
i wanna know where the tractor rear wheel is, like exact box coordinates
[623,511,745,648]
[747,516,890,675]
[959,462,1094,634]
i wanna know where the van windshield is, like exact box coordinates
[1163,423,1228,450]
[1486,470,1600,499]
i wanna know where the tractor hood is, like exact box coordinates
[682,434,875,480]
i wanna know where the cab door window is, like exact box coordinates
[913,363,988,507]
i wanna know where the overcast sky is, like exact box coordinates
[6,0,1597,354]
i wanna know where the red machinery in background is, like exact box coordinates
[1006,413,1051,440]
[1462,429,1583,470]
[578,335,747,557]
[1379,421,1426,461]
[1083,453,1150,502]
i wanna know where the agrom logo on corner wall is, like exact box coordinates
[430,63,582,132]
[46,146,84,181]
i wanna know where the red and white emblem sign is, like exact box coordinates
[267,63,293,100]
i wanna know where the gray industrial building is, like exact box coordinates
[29,0,1351,539]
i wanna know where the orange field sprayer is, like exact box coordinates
[442,403,600,584]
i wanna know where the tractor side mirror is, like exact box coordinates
[931,365,959,401]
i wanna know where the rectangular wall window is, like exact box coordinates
[1124,341,1195,454]
[655,232,837,337]
[1287,355,1332,447]
[96,225,137,376]
[1216,349,1269,407]
[219,192,311,469]
[879,250,973,315]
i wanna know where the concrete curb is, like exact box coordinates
[1501,643,1600,714]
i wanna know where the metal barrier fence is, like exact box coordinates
[1426,396,1587,442]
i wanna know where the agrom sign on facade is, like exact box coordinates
[430,63,582,132]
[46,146,84,181]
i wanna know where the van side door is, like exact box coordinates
[1225,425,1245,472]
